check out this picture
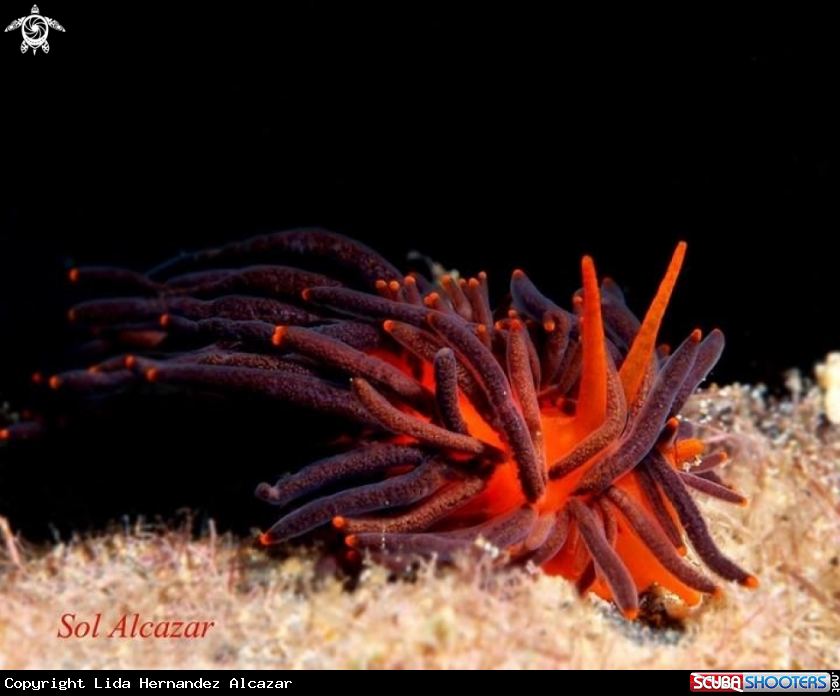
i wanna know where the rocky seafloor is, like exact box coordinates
[0,376,838,669]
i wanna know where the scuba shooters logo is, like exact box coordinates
[690,673,837,693]
[691,675,745,693]
[4,5,64,54]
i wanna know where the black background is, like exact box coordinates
[0,7,835,537]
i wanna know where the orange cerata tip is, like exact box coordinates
[39,230,754,622]
[423,292,441,309]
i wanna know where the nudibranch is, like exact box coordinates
[2,229,757,619]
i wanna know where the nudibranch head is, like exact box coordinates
[14,229,755,619]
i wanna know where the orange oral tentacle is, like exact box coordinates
[575,255,609,432]
[619,241,686,406]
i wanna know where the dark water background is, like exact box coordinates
[0,8,834,539]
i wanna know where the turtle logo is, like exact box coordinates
[5,5,64,55]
